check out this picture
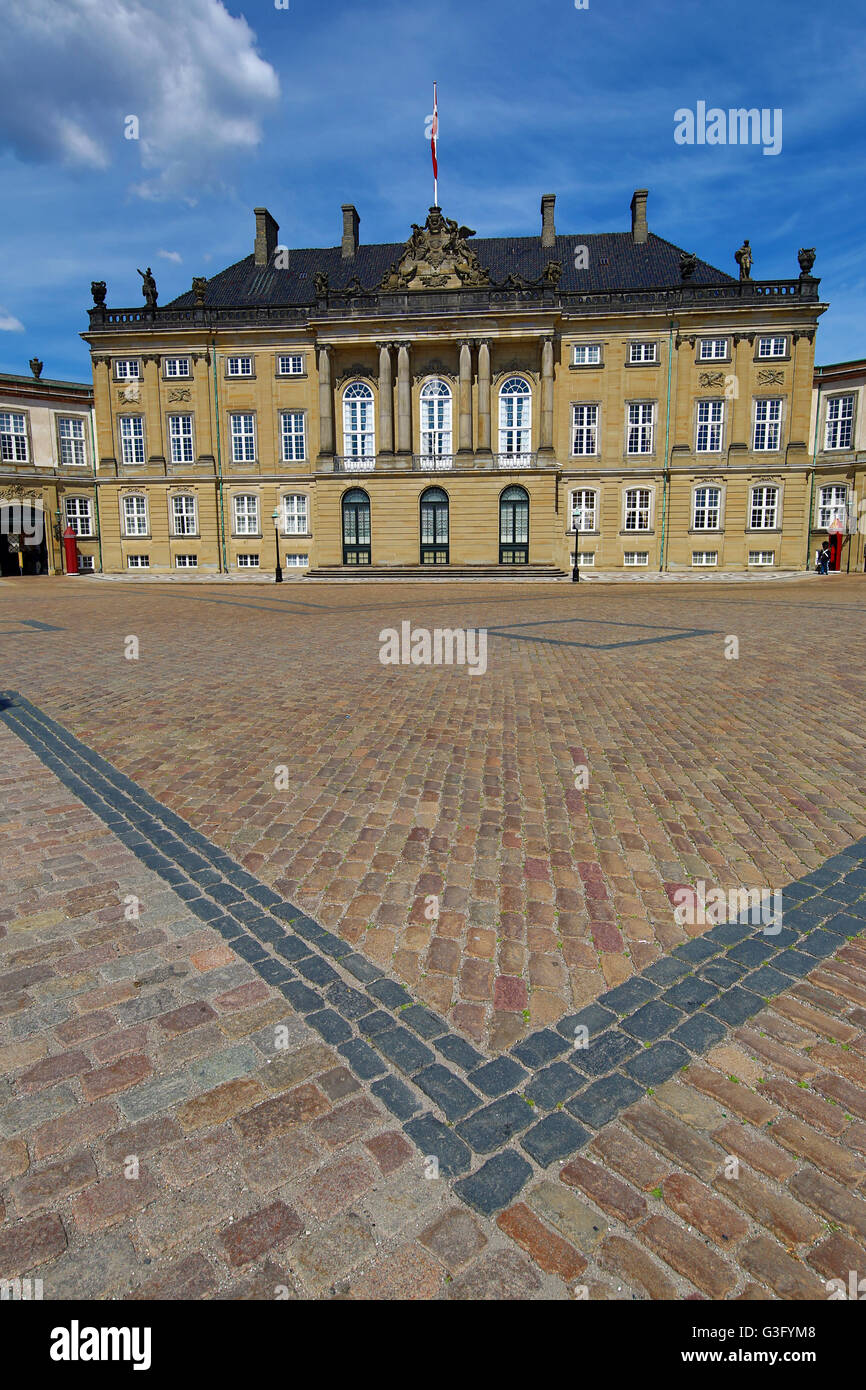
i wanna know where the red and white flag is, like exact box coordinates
[431,83,439,199]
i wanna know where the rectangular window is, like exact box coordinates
[572,344,601,366]
[126,554,149,568]
[0,412,28,462]
[169,414,194,464]
[574,551,595,566]
[818,484,848,529]
[569,489,597,532]
[691,551,719,566]
[277,354,304,375]
[284,553,309,567]
[226,356,253,376]
[693,486,721,530]
[122,495,148,537]
[825,395,855,450]
[175,554,198,568]
[119,416,145,464]
[237,553,260,567]
[629,342,657,363]
[164,358,190,378]
[753,399,782,451]
[114,360,140,380]
[282,494,308,535]
[750,486,779,530]
[233,494,259,535]
[171,494,197,536]
[64,496,93,537]
[77,554,95,572]
[624,488,652,531]
[696,399,724,452]
[280,411,306,462]
[623,551,649,566]
[571,404,598,456]
[699,339,728,360]
[58,417,86,466]
[627,403,655,454]
[757,336,786,358]
[749,550,775,566]
[230,413,256,462]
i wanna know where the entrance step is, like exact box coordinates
[305,565,569,581]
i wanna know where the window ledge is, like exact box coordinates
[569,363,605,371]
[620,529,656,537]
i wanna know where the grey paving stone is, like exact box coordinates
[521,1111,590,1167]
[435,1034,485,1071]
[468,1056,529,1098]
[625,1040,691,1086]
[510,1028,570,1068]
[661,976,718,1012]
[338,1038,387,1080]
[672,938,720,965]
[365,979,412,1009]
[295,956,340,987]
[522,1062,585,1110]
[358,1010,398,1037]
[742,965,793,998]
[669,1013,728,1053]
[371,1074,420,1121]
[453,1150,532,1216]
[566,1073,644,1128]
[797,930,844,959]
[0,1085,78,1137]
[181,964,252,999]
[326,982,375,1020]
[455,1095,535,1153]
[403,1114,473,1177]
[700,958,746,988]
[770,949,817,979]
[413,1064,480,1120]
[727,938,777,968]
[597,977,658,1015]
[703,986,764,1025]
[641,958,692,987]
[578,1029,640,1078]
[307,1010,354,1045]
[341,954,384,984]
[399,1005,448,1040]
[619,1000,682,1042]
[556,1003,617,1040]
[278,981,324,1013]
[117,1071,196,1122]
[373,1026,435,1076]
[184,1044,259,1091]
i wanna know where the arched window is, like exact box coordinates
[122,493,148,537]
[419,379,453,466]
[171,493,197,537]
[498,377,532,463]
[500,485,529,565]
[420,487,449,565]
[342,382,375,464]
[233,493,259,535]
[342,488,371,565]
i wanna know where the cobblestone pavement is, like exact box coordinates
[1,576,866,1300]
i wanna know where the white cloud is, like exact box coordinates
[0,0,279,199]
[158,250,183,263]
[0,309,25,332]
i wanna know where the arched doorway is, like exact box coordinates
[499,485,529,565]
[341,488,371,565]
[419,487,449,565]
[0,503,49,576]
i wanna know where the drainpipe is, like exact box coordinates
[658,318,676,570]
[211,339,228,574]
[88,409,103,573]
[806,368,821,570]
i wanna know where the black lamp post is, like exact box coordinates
[271,507,283,584]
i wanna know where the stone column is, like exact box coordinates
[396,342,412,458]
[142,354,165,467]
[377,342,394,458]
[317,345,335,466]
[539,334,555,459]
[476,338,492,461]
[457,340,473,456]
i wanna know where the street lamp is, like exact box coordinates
[271,507,283,584]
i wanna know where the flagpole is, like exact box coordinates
[432,82,438,206]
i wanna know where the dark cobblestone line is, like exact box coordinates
[2,688,865,1218]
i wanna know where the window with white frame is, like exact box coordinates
[572,344,602,366]
[164,358,190,378]
[749,550,775,566]
[78,555,95,572]
[692,551,718,566]
[226,356,253,376]
[122,494,148,536]
[171,494,197,536]
[168,414,194,464]
[699,339,728,360]
[114,360,140,380]
[623,551,649,566]
[498,377,532,457]
[627,403,655,454]
[0,412,28,462]
[284,553,309,567]
[230,413,256,462]
[825,395,855,451]
[342,382,376,458]
[624,487,652,531]
[233,494,259,535]
[282,494,308,535]
[629,342,657,363]
[420,378,453,458]
[277,354,304,376]
[64,496,93,537]
[127,554,149,568]
[696,399,724,452]
[58,417,86,466]
[237,553,259,567]
[750,485,779,530]
[753,398,782,451]
[571,403,598,456]
[569,488,598,533]
[574,551,595,566]
[175,554,198,568]
[280,411,306,462]
[757,336,787,358]
[818,484,848,530]
[119,416,145,464]
[693,486,722,530]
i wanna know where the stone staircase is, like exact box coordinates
[304,564,569,581]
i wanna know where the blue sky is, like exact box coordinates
[1,0,864,380]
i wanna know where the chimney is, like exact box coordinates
[540,194,556,248]
[630,189,648,245]
[341,204,360,259]
[254,208,279,266]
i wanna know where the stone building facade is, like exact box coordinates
[808,359,866,572]
[76,188,828,578]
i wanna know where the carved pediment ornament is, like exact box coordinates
[335,364,376,386]
[699,371,726,389]
[496,361,536,378]
[734,332,756,344]
[167,388,192,402]
[757,368,785,386]
[0,484,30,500]
[379,206,491,291]
[412,359,456,383]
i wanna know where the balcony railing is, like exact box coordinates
[336,455,376,472]
[495,452,537,469]
[413,454,454,471]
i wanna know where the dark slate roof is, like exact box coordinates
[167,231,734,309]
